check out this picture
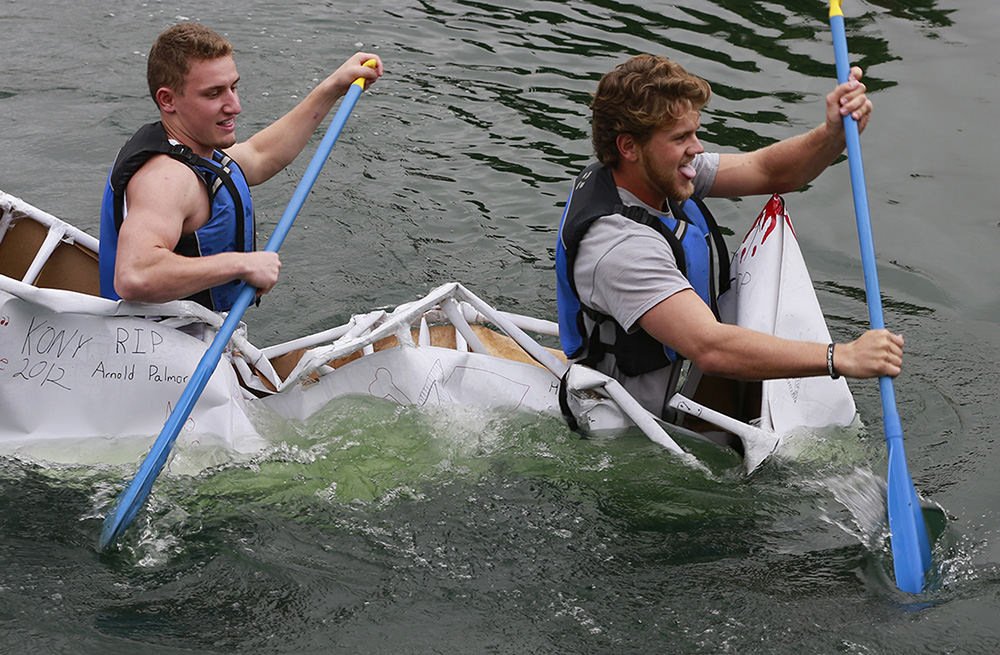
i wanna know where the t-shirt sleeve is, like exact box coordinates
[573,215,692,332]
[692,151,719,199]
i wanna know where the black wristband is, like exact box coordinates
[827,343,840,379]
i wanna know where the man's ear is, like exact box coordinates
[155,86,176,113]
[616,133,639,163]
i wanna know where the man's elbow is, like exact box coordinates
[114,270,162,303]
[685,345,734,378]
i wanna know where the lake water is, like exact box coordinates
[2,1,998,652]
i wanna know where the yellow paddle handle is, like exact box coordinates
[352,59,378,90]
[829,0,843,18]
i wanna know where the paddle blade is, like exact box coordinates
[886,436,933,592]
[99,478,151,549]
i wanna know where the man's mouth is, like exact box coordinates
[679,163,697,180]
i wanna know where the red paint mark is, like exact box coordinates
[741,212,763,242]
[784,212,797,238]
[738,194,792,262]
[760,212,777,245]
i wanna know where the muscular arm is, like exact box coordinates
[638,289,903,380]
[113,155,280,303]
[225,53,383,186]
[708,66,872,198]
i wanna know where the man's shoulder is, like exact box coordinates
[128,153,204,188]
[589,211,661,236]
[126,154,210,224]
[578,212,675,263]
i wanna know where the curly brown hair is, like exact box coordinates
[591,54,711,167]
[147,23,233,108]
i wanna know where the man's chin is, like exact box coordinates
[215,135,238,151]
[666,184,694,204]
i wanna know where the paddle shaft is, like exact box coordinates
[829,4,930,593]
[830,15,908,437]
[100,65,375,550]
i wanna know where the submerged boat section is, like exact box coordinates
[1,189,853,473]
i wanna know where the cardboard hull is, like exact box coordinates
[1,189,857,471]
[0,289,266,463]
[720,194,857,432]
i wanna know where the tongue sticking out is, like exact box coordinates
[679,164,697,180]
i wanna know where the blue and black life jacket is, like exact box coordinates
[555,162,730,377]
[98,121,256,312]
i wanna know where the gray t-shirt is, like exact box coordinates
[572,151,720,415]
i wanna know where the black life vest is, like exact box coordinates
[555,162,730,377]
[98,121,256,311]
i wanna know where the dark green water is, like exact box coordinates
[2,1,998,652]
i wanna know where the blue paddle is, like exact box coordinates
[828,1,932,593]
[99,60,377,550]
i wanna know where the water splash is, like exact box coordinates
[817,466,891,553]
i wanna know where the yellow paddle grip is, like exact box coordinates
[352,59,378,90]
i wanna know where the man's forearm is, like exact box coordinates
[229,84,342,186]
[754,122,847,192]
[683,323,830,380]
[640,290,901,381]
[710,123,846,198]
[114,250,256,304]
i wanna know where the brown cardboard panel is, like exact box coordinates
[0,213,100,295]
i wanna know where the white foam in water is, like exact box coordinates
[413,403,511,458]
[769,415,871,468]
[129,494,187,568]
[816,467,890,552]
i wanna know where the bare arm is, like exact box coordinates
[638,289,903,380]
[113,155,280,303]
[708,66,872,198]
[225,52,383,186]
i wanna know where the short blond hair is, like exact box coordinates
[591,54,711,167]
[147,23,233,107]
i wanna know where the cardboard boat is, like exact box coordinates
[0,190,855,472]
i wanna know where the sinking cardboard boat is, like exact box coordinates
[0,190,855,472]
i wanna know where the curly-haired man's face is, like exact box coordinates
[633,109,704,205]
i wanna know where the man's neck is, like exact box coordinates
[160,117,214,158]
[611,164,665,211]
